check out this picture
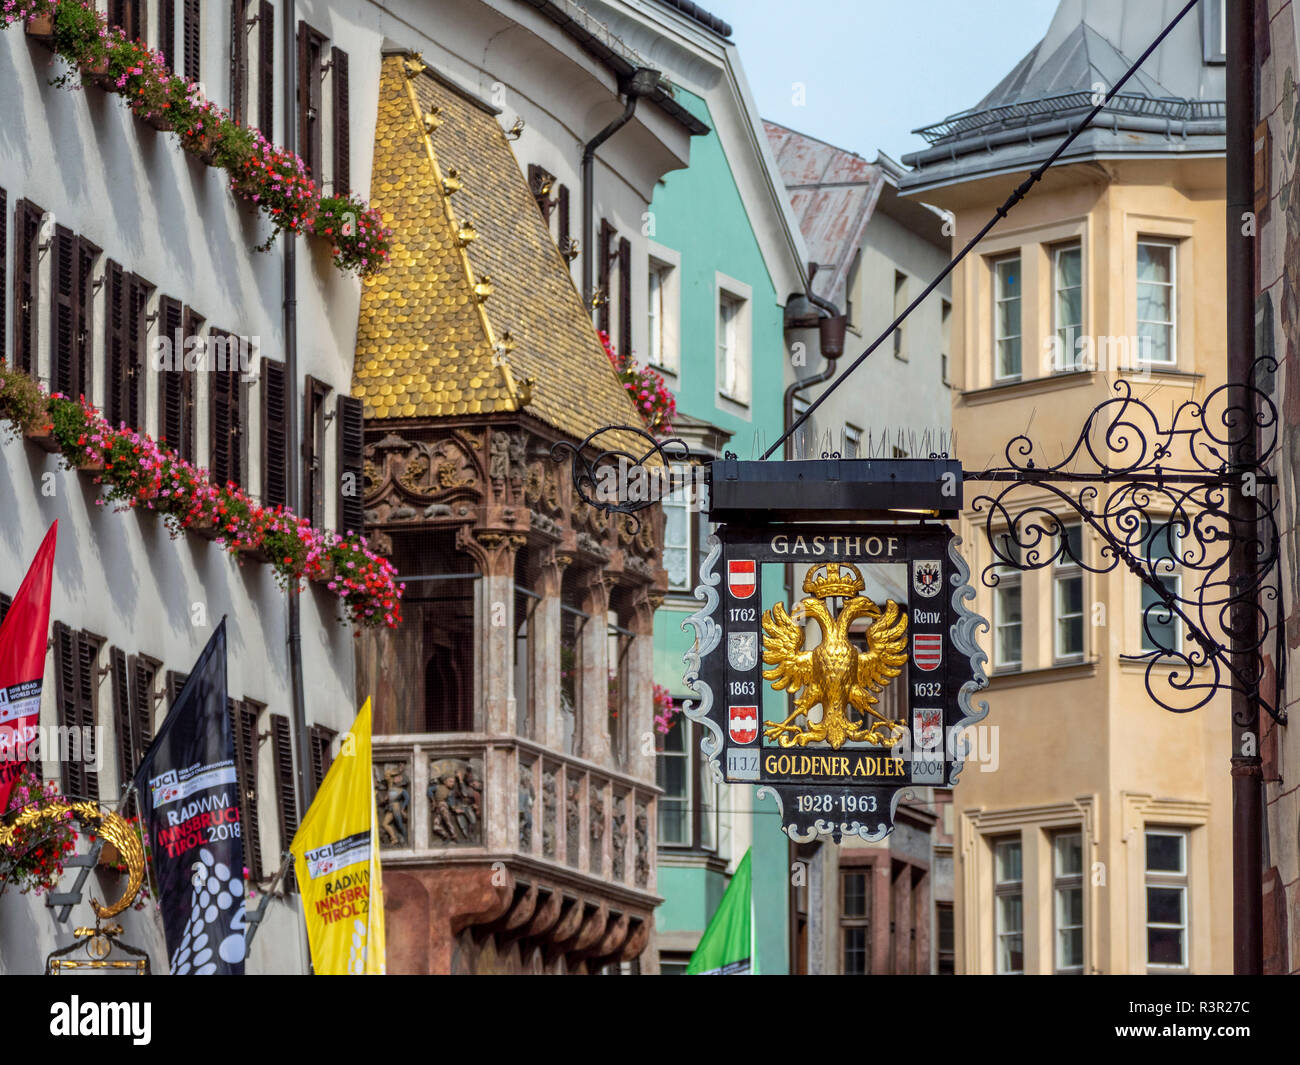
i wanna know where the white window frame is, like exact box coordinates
[1052,242,1084,372]
[1053,523,1084,664]
[715,273,752,407]
[646,242,681,374]
[993,535,1023,672]
[993,254,1023,382]
[1145,828,1189,970]
[994,837,1024,975]
[1053,831,1085,974]
[1136,240,1178,367]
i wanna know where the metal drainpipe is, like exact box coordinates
[281,1,312,816]
[783,271,846,460]
[1226,0,1262,975]
[581,68,661,312]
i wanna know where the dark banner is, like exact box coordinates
[133,620,246,975]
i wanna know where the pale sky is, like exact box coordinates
[701,0,1062,161]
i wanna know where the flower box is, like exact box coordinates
[141,110,173,132]
[23,425,63,454]
[187,515,223,541]
[238,542,270,564]
[308,558,336,585]
[24,13,55,45]
[81,57,114,90]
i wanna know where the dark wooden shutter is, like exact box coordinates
[131,656,157,754]
[597,220,614,336]
[0,592,11,627]
[109,0,144,40]
[55,624,100,801]
[126,274,151,431]
[0,186,7,366]
[331,47,350,196]
[104,261,127,425]
[618,236,632,364]
[557,184,570,253]
[257,1,274,139]
[76,238,98,403]
[303,376,330,527]
[229,699,262,879]
[50,226,78,398]
[166,670,189,709]
[269,713,298,849]
[159,0,176,71]
[111,648,135,813]
[13,200,43,375]
[158,296,183,448]
[180,309,200,463]
[230,1,248,125]
[336,394,363,536]
[209,329,244,488]
[76,633,100,802]
[308,724,335,790]
[54,623,81,798]
[261,356,289,507]
[183,0,202,83]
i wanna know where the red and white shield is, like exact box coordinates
[729,705,758,744]
[913,633,943,672]
[727,560,756,599]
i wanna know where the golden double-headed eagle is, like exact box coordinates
[762,562,908,749]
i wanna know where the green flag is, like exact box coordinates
[686,849,752,974]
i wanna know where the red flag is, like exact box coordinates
[0,521,58,810]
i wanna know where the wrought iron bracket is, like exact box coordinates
[964,360,1283,726]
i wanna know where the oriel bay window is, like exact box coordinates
[513,549,540,739]
[560,568,585,756]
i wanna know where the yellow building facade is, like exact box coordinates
[901,2,1234,974]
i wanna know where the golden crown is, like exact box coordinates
[803,562,865,599]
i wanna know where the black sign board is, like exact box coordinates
[683,522,986,843]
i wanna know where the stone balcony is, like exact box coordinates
[373,733,661,973]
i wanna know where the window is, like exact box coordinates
[1146,829,1188,969]
[297,22,327,180]
[993,255,1022,380]
[209,330,247,489]
[1137,241,1177,365]
[107,0,145,42]
[1053,243,1083,371]
[1140,520,1182,654]
[1053,831,1085,973]
[936,902,955,975]
[647,258,678,373]
[657,712,691,845]
[302,375,332,528]
[110,649,159,817]
[841,870,871,974]
[331,47,351,195]
[597,220,614,336]
[53,622,102,802]
[557,184,571,261]
[617,237,632,366]
[892,270,907,360]
[717,288,750,404]
[993,535,1022,672]
[308,724,336,791]
[560,569,584,756]
[159,0,176,70]
[230,1,249,124]
[1203,0,1226,63]
[844,423,862,459]
[157,299,198,462]
[1054,523,1084,663]
[994,837,1024,974]
[260,356,290,508]
[663,466,706,594]
[940,298,952,387]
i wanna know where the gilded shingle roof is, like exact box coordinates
[356,54,648,449]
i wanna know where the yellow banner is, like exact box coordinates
[291,699,386,974]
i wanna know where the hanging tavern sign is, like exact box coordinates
[683,522,987,843]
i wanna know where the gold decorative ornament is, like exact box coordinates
[562,237,580,263]
[505,116,525,140]
[762,563,909,749]
[473,276,494,302]
[441,168,463,196]
[0,801,144,918]
[403,53,428,78]
[456,219,478,247]
[423,108,444,133]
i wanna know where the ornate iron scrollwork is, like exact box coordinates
[550,424,695,530]
[966,360,1282,724]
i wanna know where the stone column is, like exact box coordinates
[579,571,612,764]
[457,528,525,735]
[534,549,571,749]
